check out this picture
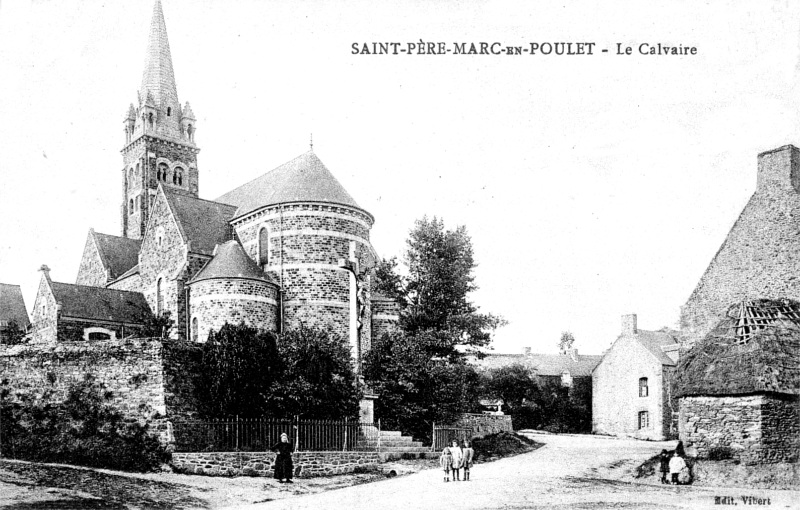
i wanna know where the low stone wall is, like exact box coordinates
[171,451,380,477]
[679,394,800,464]
[452,413,513,438]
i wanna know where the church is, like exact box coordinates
[27,1,399,373]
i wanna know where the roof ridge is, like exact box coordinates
[215,151,315,203]
[51,280,145,297]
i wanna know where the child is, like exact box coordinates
[439,446,453,482]
[450,439,463,481]
[669,451,687,485]
[462,439,474,481]
[658,449,670,484]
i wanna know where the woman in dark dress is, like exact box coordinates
[271,432,294,483]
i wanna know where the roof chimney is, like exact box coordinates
[757,145,800,193]
[39,264,52,283]
[622,314,637,336]
[567,347,578,361]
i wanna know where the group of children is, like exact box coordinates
[439,439,474,482]
[659,441,691,485]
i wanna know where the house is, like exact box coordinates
[675,299,799,464]
[592,314,679,440]
[474,347,602,387]
[0,283,30,343]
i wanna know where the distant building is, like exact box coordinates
[0,283,30,342]
[675,299,799,464]
[474,347,602,387]
[680,145,800,350]
[592,314,679,440]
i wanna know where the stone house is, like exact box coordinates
[592,314,679,440]
[680,144,800,350]
[674,299,800,464]
[474,347,602,388]
[0,283,30,342]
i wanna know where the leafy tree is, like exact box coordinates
[139,311,174,339]
[559,331,575,354]
[0,320,25,345]
[196,323,281,418]
[271,326,361,420]
[363,330,482,441]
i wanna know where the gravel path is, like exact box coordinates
[231,433,799,510]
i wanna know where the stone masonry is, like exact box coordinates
[171,451,380,478]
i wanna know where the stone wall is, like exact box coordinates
[680,145,800,350]
[679,394,800,464]
[452,413,513,437]
[0,337,202,443]
[188,278,279,342]
[75,232,108,287]
[29,276,58,344]
[171,451,380,477]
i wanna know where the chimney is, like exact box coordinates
[757,144,800,193]
[523,346,531,356]
[39,264,52,283]
[622,314,637,336]
[567,347,578,361]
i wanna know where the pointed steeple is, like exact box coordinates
[140,0,179,112]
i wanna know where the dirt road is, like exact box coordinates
[232,433,799,510]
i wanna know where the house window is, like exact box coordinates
[638,411,649,429]
[192,317,198,342]
[258,227,269,267]
[639,377,649,397]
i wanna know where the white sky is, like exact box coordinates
[0,0,798,355]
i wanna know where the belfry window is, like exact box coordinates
[639,377,649,397]
[158,163,168,182]
[173,167,184,186]
[258,227,269,267]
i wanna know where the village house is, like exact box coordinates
[474,347,602,388]
[592,314,679,440]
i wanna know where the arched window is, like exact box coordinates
[192,317,198,342]
[156,278,163,315]
[136,162,140,177]
[148,112,154,126]
[258,227,269,267]
[129,198,134,214]
[128,167,134,185]
[167,106,172,117]
[639,377,649,397]
[158,163,168,182]
[174,167,183,186]
[187,124,194,141]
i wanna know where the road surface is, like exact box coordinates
[230,432,799,510]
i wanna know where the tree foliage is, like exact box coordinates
[559,331,575,354]
[139,311,174,339]
[195,323,360,420]
[0,320,26,345]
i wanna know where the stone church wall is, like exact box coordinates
[680,145,800,349]
[189,278,279,342]
[29,277,58,344]
[75,233,108,287]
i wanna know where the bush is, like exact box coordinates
[708,446,734,461]
[0,377,168,472]
[471,431,537,462]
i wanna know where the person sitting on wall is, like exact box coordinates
[271,432,294,483]
[669,451,687,485]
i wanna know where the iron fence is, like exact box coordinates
[432,423,471,451]
[172,417,380,453]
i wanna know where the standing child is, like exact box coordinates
[440,446,453,482]
[450,439,464,481]
[658,449,670,484]
[462,440,474,481]
[669,451,687,485]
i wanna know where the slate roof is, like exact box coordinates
[635,329,680,366]
[215,152,366,220]
[0,283,30,328]
[163,191,237,256]
[188,241,273,285]
[140,0,179,111]
[473,352,602,377]
[50,282,151,324]
[92,231,141,279]
[675,299,800,397]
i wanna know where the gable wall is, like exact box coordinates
[75,233,108,287]
[592,335,669,439]
[29,276,58,344]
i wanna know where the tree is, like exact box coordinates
[139,311,174,339]
[271,326,361,420]
[559,331,575,354]
[0,320,25,345]
[196,323,282,418]
[482,364,541,430]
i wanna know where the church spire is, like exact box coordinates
[140,0,179,113]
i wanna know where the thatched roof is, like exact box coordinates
[674,299,800,398]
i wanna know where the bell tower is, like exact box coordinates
[121,0,200,239]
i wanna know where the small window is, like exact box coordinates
[167,106,172,117]
[638,411,649,429]
[88,331,111,341]
[258,227,269,267]
[129,198,134,214]
[639,377,649,397]
[156,278,163,315]
[192,317,198,342]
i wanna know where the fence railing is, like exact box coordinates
[172,417,380,453]
[431,423,471,451]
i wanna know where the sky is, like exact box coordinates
[0,0,798,355]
